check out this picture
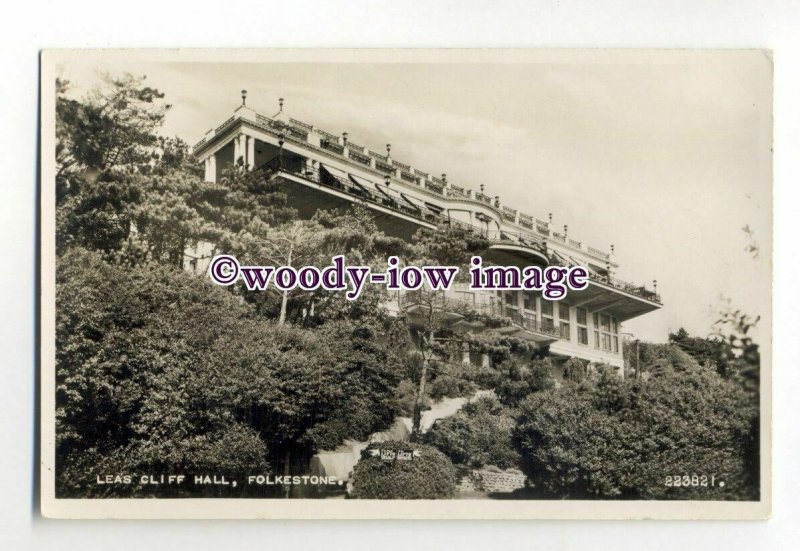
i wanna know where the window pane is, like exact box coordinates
[601,314,611,332]
[523,292,536,311]
[578,327,588,345]
[602,333,611,351]
[576,307,587,325]
[560,322,570,340]
[594,331,600,348]
[559,302,570,320]
[505,292,516,306]
[541,300,553,316]
[613,336,619,353]
[593,312,599,326]
[612,318,619,334]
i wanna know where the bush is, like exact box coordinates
[495,358,555,406]
[428,373,477,400]
[350,441,456,499]
[562,357,587,383]
[515,365,758,500]
[425,396,520,469]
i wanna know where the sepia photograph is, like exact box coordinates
[39,49,772,519]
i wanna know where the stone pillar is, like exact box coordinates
[204,155,217,183]
[239,135,247,166]
[462,343,470,365]
[233,136,241,166]
[247,135,255,170]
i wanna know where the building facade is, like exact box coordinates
[192,97,661,371]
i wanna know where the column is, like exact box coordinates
[208,154,216,183]
[204,157,212,182]
[247,135,255,170]
[233,135,241,166]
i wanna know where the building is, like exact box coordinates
[191,94,662,372]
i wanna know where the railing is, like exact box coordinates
[400,171,417,184]
[321,140,345,155]
[398,291,561,338]
[349,150,371,165]
[425,182,444,195]
[216,116,235,134]
[474,192,492,205]
[290,117,314,130]
[590,273,661,304]
[588,246,609,260]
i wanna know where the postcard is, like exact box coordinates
[39,49,772,519]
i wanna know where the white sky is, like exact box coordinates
[55,51,772,343]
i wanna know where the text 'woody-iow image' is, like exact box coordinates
[40,50,772,519]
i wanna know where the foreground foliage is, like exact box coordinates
[514,365,758,500]
[350,441,457,499]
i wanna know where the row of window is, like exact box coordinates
[502,291,620,353]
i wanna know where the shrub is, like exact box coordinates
[428,373,478,400]
[495,358,555,406]
[562,357,587,383]
[514,365,758,500]
[350,441,456,499]
[425,396,520,469]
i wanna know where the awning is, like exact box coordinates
[320,163,351,187]
[398,192,423,214]
[424,202,444,215]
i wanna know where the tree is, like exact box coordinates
[668,327,731,375]
[56,248,402,497]
[55,248,270,497]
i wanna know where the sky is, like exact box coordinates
[54,51,773,343]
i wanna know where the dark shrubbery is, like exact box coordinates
[495,358,555,407]
[515,365,758,500]
[425,396,520,469]
[562,357,587,383]
[350,441,457,499]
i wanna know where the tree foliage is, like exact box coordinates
[514,365,758,500]
[350,441,457,499]
[425,396,520,469]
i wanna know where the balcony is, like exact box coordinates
[398,290,561,342]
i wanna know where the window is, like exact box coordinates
[576,307,588,345]
[541,296,554,330]
[594,330,600,348]
[456,291,475,306]
[602,333,612,351]
[504,291,516,307]
[560,321,570,340]
[613,336,619,353]
[612,318,619,334]
[600,314,611,332]
[559,302,570,321]
[523,292,536,311]
[593,312,599,326]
